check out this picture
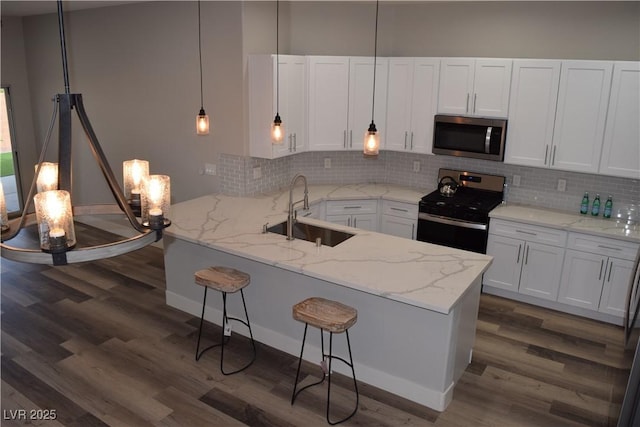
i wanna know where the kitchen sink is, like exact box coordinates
[266,221,355,247]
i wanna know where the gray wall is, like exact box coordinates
[2,1,639,208]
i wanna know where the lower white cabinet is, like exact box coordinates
[380,200,418,239]
[558,233,639,316]
[484,219,567,301]
[325,199,378,231]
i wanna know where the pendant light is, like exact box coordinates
[196,0,209,135]
[364,0,380,156]
[271,0,284,144]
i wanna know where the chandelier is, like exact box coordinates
[0,0,170,266]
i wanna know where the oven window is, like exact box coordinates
[417,218,488,253]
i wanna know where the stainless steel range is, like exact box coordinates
[417,168,506,253]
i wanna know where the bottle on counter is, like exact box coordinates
[591,194,601,216]
[604,195,613,218]
[580,192,589,215]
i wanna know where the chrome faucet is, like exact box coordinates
[287,173,309,240]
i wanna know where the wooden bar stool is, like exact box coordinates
[194,266,256,375]
[291,297,359,425]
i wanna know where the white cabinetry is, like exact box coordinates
[307,56,388,151]
[385,58,439,153]
[504,60,561,167]
[438,58,512,118]
[248,55,306,158]
[599,62,640,179]
[325,199,378,231]
[380,200,418,239]
[551,61,613,173]
[558,233,639,316]
[484,219,566,301]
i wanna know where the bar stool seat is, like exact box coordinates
[291,297,359,425]
[194,266,256,375]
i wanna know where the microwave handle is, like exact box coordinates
[485,127,493,154]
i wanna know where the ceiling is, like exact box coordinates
[0,1,147,17]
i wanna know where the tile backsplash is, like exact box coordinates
[219,152,639,215]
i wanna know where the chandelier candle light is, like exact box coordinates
[364,0,381,156]
[0,0,170,265]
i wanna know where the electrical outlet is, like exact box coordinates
[512,175,521,187]
[557,179,567,192]
[413,161,420,172]
[253,166,262,179]
[204,163,216,176]
[324,158,331,169]
[223,321,231,337]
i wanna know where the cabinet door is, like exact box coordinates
[438,58,474,115]
[558,249,606,310]
[518,242,564,301]
[280,56,307,154]
[325,214,351,227]
[385,58,414,151]
[504,60,561,167]
[552,61,613,173]
[351,213,378,231]
[483,235,523,292]
[409,58,440,154]
[599,61,640,179]
[599,257,636,317]
[380,215,416,239]
[348,57,388,151]
[307,56,350,151]
[473,59,512,118]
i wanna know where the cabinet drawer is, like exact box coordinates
[326,199,378,215]
[567,232,639,260]
[381,200,418,220]
[489,218,567,247]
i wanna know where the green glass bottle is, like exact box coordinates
[580,192,589,215]
[603,196,613,218]
[591,194,601,216]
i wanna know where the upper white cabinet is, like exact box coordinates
[504,60,561,167]
[438,58,512,118]
[599,62,640,179]
[307,56,388,152]
[551,61,613,173]
[248,55,306,159]
[385,58,440,154]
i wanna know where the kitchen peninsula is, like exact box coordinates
[162,183,493,411]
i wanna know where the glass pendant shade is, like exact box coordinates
[364,122,380,156]
[0,182,8,232]
[123,159,149,216]
[34,190,76,251]
[271,114,284,144]
[35,162,59,192]
[196,109,209,135]
[141,174,170,224]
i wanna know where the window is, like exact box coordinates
[0,87,23,215]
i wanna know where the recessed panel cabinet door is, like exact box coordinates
[483,235,523,292]
[518,242,564,301]
[558,249,606,310]
[473,59,512,118]
[599,257,636,317]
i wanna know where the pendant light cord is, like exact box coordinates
[198,0,204,110]
[57,0,70,94]
[371,0,379,122]
[276,0,280,115]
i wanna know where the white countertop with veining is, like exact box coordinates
[490,204,640,243]
[165,184,493,314]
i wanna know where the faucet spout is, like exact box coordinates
[287,173,309,240]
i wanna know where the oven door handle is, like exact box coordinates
[418,213,488,230]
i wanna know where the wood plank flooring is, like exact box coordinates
[1,223,634,426]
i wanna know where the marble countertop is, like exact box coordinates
[490,204,640,243]
[165,183,493,315]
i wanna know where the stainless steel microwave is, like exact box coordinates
[432,115,507,161]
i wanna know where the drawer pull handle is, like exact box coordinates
[343,206,362,210]
[390,207,408,212]
[597,245,622,251]
[516,230,537,236]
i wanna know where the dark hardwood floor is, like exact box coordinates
[0,223,634,426]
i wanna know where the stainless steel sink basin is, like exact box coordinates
[266,221,354,247]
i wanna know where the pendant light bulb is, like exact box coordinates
[271,114,284,144]
[196,108,209,135]
[364,121,380,156]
